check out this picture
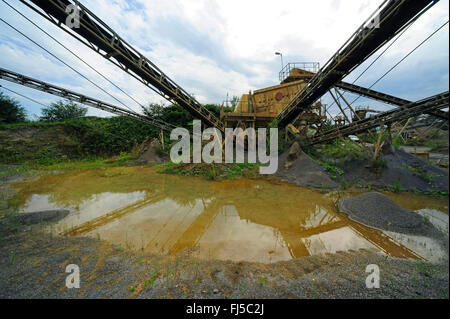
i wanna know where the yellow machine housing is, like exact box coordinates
[222,64,325,129]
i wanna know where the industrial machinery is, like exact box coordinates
[352,106,382,122]
[221,63,325,130]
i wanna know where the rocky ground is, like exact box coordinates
[276,142,449,193]
[0,217,448,299]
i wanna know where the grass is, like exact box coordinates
[0,164,38,181]
[315,139,370,161]
[415,261,444,277]
[388,180,404,193]
[0,151,141,182]
[117,244,123,261]
[369,157,387,174]
[340,179,350,189]
[9,251,16,264]
[257,277,268,286]
[317,160,344,176]
[158,161,261,181]
[402,163,446,183]
[142,266,160,291]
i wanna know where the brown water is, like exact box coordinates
[11,167,449,263]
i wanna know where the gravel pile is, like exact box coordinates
[335,149,449,193]
[338,192,449,258]
[338,192,423,232]
[276,142,338,189]
[0,209,70,226]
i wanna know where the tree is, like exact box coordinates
[40,100,87,122]
[142,103,165,119]
[0,92,27,123]
[141,102,234,128]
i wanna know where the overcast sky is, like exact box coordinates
[0,0,448,120]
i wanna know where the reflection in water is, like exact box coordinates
[11,167,449,263]
[24,191,147,230]
[384,231,447,263]
[196,206,291,263]
[303,227,377,256]
[416,209,449,236]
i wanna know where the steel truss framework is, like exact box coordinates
[277,0,438,126]
[335,81,448,120]
[20,0,224,132]
[310,91,449,145]
[0,67,176,132]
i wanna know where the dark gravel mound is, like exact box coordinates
[1,209,70,226]
[338,149,449,193]
[276,143,338,189]
[338,192,422,230]
[338,192,448,248]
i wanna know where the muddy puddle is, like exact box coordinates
[10,167,449,263]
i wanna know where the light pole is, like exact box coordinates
[275,52,283,70]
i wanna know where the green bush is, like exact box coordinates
[141,103,233,129]
[63,116,158,157]
[40,100,87,122]
[319,139,369,161]
[0,92,27,123]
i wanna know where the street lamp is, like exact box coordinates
[275,52,283,70]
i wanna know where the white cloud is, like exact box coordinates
[0,0,448,119]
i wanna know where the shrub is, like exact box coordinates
[40,100,87,122]
[0,92,27,123]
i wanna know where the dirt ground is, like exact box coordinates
[135,137,167,164]
[0,219,448,299]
